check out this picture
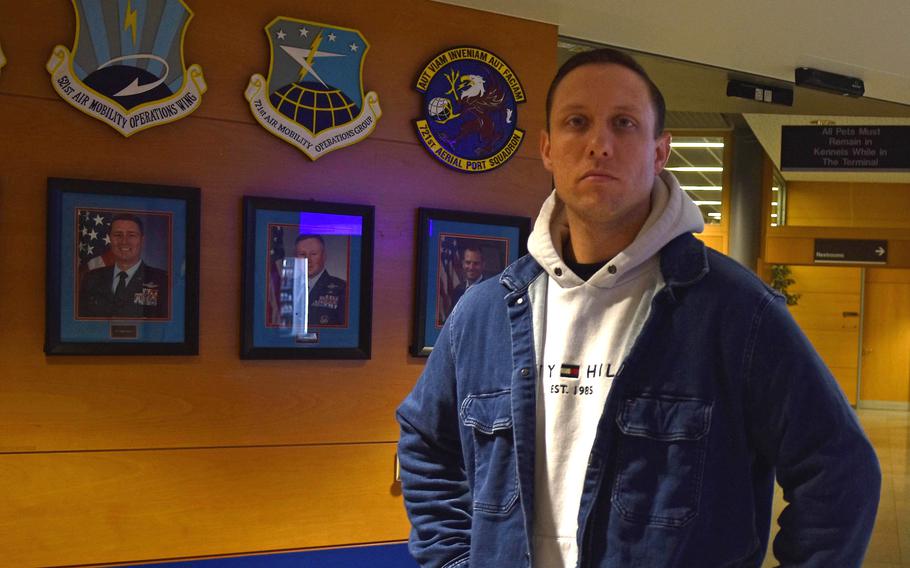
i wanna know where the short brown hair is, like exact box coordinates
[111,213,144,235]
[546,47,666,137]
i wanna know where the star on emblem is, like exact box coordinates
[276,29,286,40]
[350,43,359,52]
[328,32,337,42]
[299,27,309,37]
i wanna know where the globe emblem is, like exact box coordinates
[270,80,360,134]
[427,96,452,122]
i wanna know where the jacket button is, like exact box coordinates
[608,265,617,274]
[554,267,563,276]
[520,368,530,377]
[516,297,524,305]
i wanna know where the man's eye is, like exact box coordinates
[615,117,637,129]
[565,115,586,128]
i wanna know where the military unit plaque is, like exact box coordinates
[245,17,382,160]
[0,42,6,76]
[415,46,525,173]
[46,0,206,137]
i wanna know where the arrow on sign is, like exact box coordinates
[875,246,886,256]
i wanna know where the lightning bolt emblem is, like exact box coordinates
[299,31,323,82]
[124,1,138,46]
[278,29,343,88]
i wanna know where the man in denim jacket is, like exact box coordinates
[397,48,880,567]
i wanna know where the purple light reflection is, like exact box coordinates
[297,212,362,235]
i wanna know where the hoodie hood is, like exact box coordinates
[527,170,704,289]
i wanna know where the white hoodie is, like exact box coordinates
[528,171,704,567]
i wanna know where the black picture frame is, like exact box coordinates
[241,197,374,359]
[45,178,200,355]
[411,208,530,357]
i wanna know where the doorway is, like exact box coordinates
[859,268,910,408]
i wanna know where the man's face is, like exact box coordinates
[462,249,483,282]
[540,63,671,229]
[295,238,326,277]
[110,219,143,268]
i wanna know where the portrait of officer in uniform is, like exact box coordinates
[438,237,508,323]
[451,244,486,307]
[78,213,169,319]
[293,234,347,326]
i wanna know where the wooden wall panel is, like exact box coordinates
[786,181,910,228]
[0,0,553,159]
[0,0,558,564]
[765,226,910,268]
[787,266,861,404]
[695,232,726,254]
[0,443,408,567]
[861,268,910,403]
[0,96,548,452]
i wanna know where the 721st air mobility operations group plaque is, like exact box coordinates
[245,17,382,161]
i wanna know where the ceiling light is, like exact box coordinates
[667,167,723,172]
[694,200,722,206]
[671,142,725,148]
[682,186,723,191]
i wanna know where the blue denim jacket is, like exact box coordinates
[397,234,880,567]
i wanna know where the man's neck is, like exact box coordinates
[564,202,650,263]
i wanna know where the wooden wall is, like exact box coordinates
[786,180,910,228]
[786,266,862,405]
[763,172,910,405]
[0,2,557,565]
[861,268,910,404]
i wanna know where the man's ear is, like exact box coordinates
[654,131,671,173]
[540,129,553,173]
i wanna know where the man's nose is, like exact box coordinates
[587,125,614,157]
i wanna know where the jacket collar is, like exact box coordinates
[501,232,709,298]
[660,233,709,290]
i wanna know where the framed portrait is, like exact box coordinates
[411,208,530,357]
[241,197,374,359]
[45,178,200,355]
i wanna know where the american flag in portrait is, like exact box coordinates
[436,236,462,326]
[76,209,115,279]
[266,225,286,325]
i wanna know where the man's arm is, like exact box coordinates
[397,320,472,568]
[746,294,881,566]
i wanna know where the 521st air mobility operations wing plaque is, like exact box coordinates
[415,46,525,173]
[0,42,6,77]
[245,17,382,161]
[46,0,206,137]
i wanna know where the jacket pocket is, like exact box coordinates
[612,394,712,527]
[460,390,519,515]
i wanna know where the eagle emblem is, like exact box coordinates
[415,46,525,173]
